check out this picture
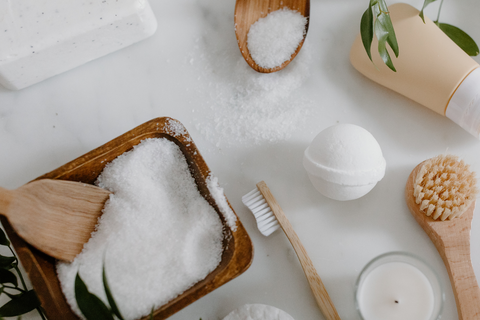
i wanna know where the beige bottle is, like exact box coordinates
[350,3,480,138]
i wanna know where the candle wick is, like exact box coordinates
[394,300,399,304]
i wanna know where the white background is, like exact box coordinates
[1,0,479,319]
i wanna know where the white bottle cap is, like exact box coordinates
[446,67,480,138]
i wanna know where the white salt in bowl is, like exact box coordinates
[223,304,295,320]
[0,117,253,320]
[303,124,386,201]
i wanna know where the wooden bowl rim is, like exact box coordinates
[1,117,253,320]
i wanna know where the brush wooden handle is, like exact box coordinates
[406,165,480,320]
[441,234,480,320]
[408,197,480,320]
[257,181,341,320]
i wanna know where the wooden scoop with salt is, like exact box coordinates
[234,0,310,73]
[0,179,110,261]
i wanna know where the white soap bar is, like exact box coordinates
[0,0,157,90]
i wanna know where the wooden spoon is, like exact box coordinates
[234,0,310,73]
[0,179,110,261]
[405,162,480,320]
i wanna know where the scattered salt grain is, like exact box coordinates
[189,3,313,147]
[223,304,295,320]
[247,8,307,69]
[194,46,313,147]
[164,118,190,140]
[57,138,225,320]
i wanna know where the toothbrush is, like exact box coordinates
[242,181,341,320]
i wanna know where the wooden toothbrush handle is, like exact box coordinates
[438,237,480,320]
[257,182,341,320]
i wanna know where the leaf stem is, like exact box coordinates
[37,307,47,320]
[8,247,27,291]
[13,266,27,291]
[5,241,47,320]
[436,0,445,23]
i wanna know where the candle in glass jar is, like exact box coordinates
[355,252,443,320]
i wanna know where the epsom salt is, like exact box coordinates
[193,46,312,147]
[188,2,313,147]
[247,8,307,69]
[206,175,237,231]
[57,138,226,320]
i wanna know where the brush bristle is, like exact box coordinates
[242,188,280,236]
[413,154,478,220]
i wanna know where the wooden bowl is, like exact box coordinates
[1,117,254,320]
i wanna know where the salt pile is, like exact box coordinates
[193,43,313,147]
[223,304,295,320]
[207,175,237,231]
[247,8,307,69]
[189,1,313,147]
[57,138,225,320]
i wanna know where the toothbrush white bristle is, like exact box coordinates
[242,188,280,236]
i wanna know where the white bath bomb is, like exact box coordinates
[303,124,386,201]
[223,304,294,320]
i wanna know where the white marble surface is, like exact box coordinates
[1,0,480,319]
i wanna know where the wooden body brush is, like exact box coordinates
[405,155,480,320]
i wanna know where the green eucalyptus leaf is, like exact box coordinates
[102,263,124,320]
[0,269,18,286]
[0,290,40,317]
[379,10,399,57]
[362,0,398,71]
[360,6,374,61]
[149,307,154,320]
[0,229,10,247]
[0,256,16,270]
[377,0,389,13]
[75,273,114,320]
[374,12,396,71]
[377,38,396,71]
[438,23,479,56]
[419,0,438,23]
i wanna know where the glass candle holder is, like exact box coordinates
[355,252,444,320]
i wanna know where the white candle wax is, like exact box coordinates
[357,261,435,320]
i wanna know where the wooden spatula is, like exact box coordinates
[0,179,111,261]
